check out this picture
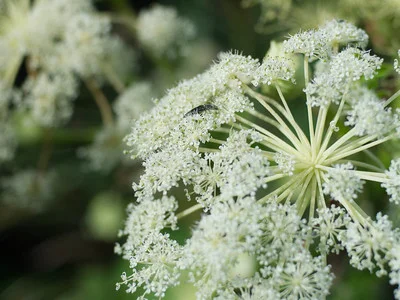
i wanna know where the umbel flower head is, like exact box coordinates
[0,0,135,127]
[118,20,400,299]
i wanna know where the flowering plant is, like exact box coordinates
[116,19,400,299]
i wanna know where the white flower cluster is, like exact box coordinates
[136,4,196,59]
[304,48,382,107]
[283,19,368,60]
[274,151,295,175]
[382,159,400,205]
[316,210,400,291]
[79,125,127,173]
[345,90,398,137]
[323,163,365,203]
[1,169,56,212]
[62,13,111,78]
[125,51,299,160]
[113,82,155,130]
[252,56,295,86]
[116,196,180,297]
[118,196,333,299]
[395,50,400,75]
[202,130,270,202]
[125,52,258,158]
[119,20,400,299]
[23,73,77,127]
[312,205,351,254]
[0,0,135,127]
[345,213,395,276]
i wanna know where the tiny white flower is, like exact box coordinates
[1,169,56,212]
[320,19,369,49]
[136,4,195,59]
[252,56,295,86]
[312,205,351,254]
[23,73,77,127]
[113,81,154,130]
[323,163,365,203]
[382,159,400,205]
[394,50,400,75]
[63,13,111,77]
[345,93,397,137]
[283,29,329,60]
[329,48,383,82]
[344,213,394,276]
[274,151,295,175]
[79,125,127,173]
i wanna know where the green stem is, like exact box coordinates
[384,88,400,107]
[315,170,327,209]
[276,84,311,148]
[102,63,125,93]
[176,204,203,219]
[85,79,114,126]
[336,159,383,172]
[325,135,392,165]
[234,116,303,159]
[304,56,315,152]
[316,90,348,161]
[259,168,312,204]
[243,86,307,152]
[297,172,314,215]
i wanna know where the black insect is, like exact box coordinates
[184,104,218,117]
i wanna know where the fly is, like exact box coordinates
[184,104,218,117]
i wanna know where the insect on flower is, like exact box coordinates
[184,104,218,117]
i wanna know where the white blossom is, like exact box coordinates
[272,252,333,300]
[133,145,202,199]
[382,159,400,205]
[1,169,56,212]
[79,125,127,173]
[344,213,395,276]
[118,195,178,249]
[125,52,258,159]
[113,82,154,130]
[304,48,383,107]
[179,197,263,299]
[312,205,351,254]
[283,19,368,60]
[207,130,270,200]
[63,13,111,78]
[283,29,329,60]
[116,196,181,297]
[121,19,400,299]
[23,73,77,127]
[136,4,195,59]
[345,93,397,136]
[304,72,342,107]
[252,56,295,86]
[320,19,368,49]
[329,48,383,82]
[395,50,400,75]
[117,232,182,298]
[323,163,365,203]
[274,151,295,175]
